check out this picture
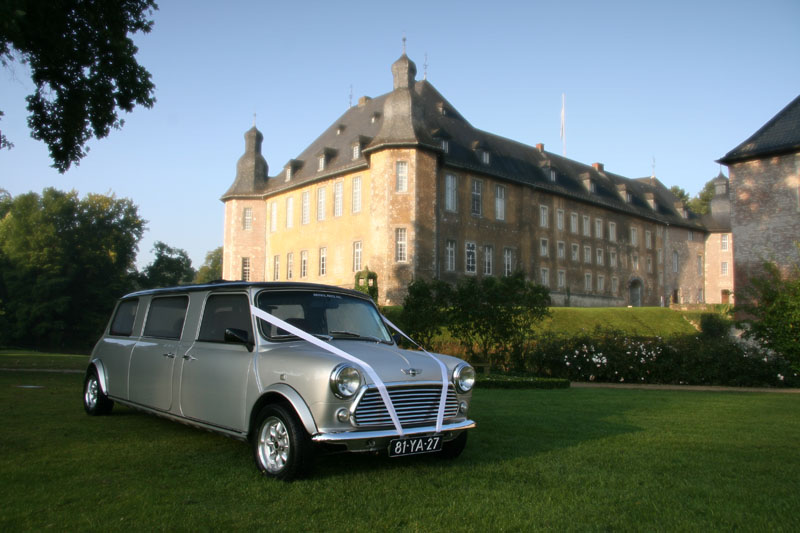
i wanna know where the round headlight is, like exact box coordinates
[453,363,476,393]
[330,364,362,399]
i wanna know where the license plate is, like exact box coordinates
[388,435,442,457]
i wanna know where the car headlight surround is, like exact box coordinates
[330,364,362,399]
[453,363,476,393]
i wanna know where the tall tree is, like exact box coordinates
[688,180,716,216]
[0,0,158,172]
[194,246,223,283]
[0,188,145,349]
[140,241,194,288]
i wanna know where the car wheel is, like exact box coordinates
[252,405,312,480]
[438,431,468,459]
[83,367,113,416]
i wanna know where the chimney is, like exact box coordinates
[536,143,545,152]
[358,96,371,107]
[592,162,604,172]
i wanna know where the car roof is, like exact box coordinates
[120,281,372,301]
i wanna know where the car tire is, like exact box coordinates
[83,367,113,416]
[252,405,312,481]
[438,431,468,459]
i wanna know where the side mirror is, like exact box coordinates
[225,328,254,352]
[392,333,403,346]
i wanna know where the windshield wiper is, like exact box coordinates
[329,331,391,344]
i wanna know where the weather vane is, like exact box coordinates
[402,33,406,54]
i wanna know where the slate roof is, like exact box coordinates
[719,94,800,164]
[222,55,704,230]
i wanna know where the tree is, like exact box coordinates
[400,279,452,348]
[688,180,715,216]
[737,252,800,373]
[0,188,145,349]
[669,185,690,207]
[0,0,158,172]
[140,241,194,288]
[194,246,223,283]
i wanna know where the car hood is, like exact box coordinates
[330,340,453,384]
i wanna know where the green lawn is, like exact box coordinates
[0,349,89,370]
[1,370,798,531]
[535,307,699,337]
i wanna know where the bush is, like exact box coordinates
[699,313,731,339]
[525,327,798,388]
[476,375,570,389]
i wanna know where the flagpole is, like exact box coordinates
[560,93,566,156]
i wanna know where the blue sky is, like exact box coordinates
[2,0,799,269]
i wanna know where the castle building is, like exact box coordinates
[719,94,800,300]
[222,54,715,307]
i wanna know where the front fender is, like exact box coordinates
[255,383,318,436]
[88,358,109,395]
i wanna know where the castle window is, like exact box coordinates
[352,143,360,160]
[645,230,652,249]
[610,250,617,267]
[441,139,449,153]
[540,268,549,287]
[495,185,505,221]
[626,192,633,203]
[241,257,251,282]
[318,155,325,172]
[584,273,592,291]
[300,250,308,278]
[479,150,490,165]
[647,256,653,273]
[557,241,565,259]
[584,245,592,264]
[596,248,604,266]
[590,181,597,193]
[286,197,294,229]
[319,248,327,276]
[352,176,362,214]
[243,207,253,230]
[611,277,619,294]
[557,270,566,288]
[503,248,514,276]
[286,253,294,279]
[334,182,343,217]
[688,230,694,242]
[721,234,729,251]
[673,251,679,273]
[273,255,280,281]
[570,212,578,233]
[549,168,557,183]
[445,174,458,212]
[396,161,408,192]
[446,240,456,271]
[484,245,494,275]
[465,242,477,274]
[471,179,483,216]
[630,227,638,246]
[395,228,407,262]
[557,209,564,230]
[301,191,310,224]
[582,215,591,236]
[609,222,617,242]
[540,238,549,257]
[353,241,362,272]
[721,261,728,276]
[317,187,326,221]
[597,275,605,292]
[595,218,603,239]
[571,244,579,262]
[632,253,639,271]
[539,205,549,228]
[697,254,703,276]
[285,166,292,182]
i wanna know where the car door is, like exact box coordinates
[178,292,254,432]
[128,295,188,411]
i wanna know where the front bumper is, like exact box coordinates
[311,419,476,452]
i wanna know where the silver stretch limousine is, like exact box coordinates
[83,282,476,480]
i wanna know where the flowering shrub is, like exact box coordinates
[525,327,798,387]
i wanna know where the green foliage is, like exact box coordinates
[446,271,550,369]
[699,312,731,338]
[354,267,378,301]
[399,279,452,348]
[536,307,697,337]
[688,180,715,216]
[194,246,223,283]
[139,241,195,289]
[0,0,158,171]
[0,188,145,350]
[737,256,800,372]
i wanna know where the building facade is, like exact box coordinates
[719,94,800,301]
[222,55,713,306]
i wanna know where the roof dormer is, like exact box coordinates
[316,147,337,172]
[284,159,303,182]
[644,192,657,210]
[472,140,490,165]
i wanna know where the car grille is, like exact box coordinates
[352,384,459,427]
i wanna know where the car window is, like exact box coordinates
[256,290,391,342]
[109,299,138,336]
[143,296,189,339]
[198,293,253,343]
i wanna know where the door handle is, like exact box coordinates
[182,354,197,361]
[162,352,175,358]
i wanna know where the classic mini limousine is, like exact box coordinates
[84,282,476,479]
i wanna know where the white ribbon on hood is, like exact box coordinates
[250,305,405,436]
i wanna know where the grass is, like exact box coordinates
[2,369,798,531]
[0,349,89,371]
[534,307,699,337]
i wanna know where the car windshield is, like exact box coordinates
[256,290,393,343]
